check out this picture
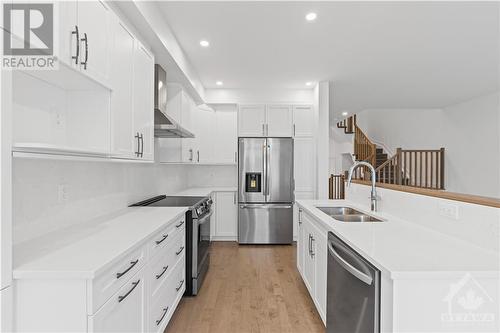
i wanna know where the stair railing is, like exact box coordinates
[376,148,445,190]
[329,174,345,199]
[352,121,376,180]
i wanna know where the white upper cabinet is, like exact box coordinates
[77,0,111,85]
[57,1,111,87]
[238,105,266,137]
[293,105,314,137]
[194,105,215,164]
[110,20,135,159]
[267,105,293,137]
[213,106,238,164]
[133,42,155,161]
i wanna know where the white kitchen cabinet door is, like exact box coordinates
[267,105,293,137]
[88,269,145,333]
[214,109,237,164]
[215,192,238,240]
[56,1,78,68]
[110,19,135,159]
[181,95,197,163]
[294,138,316,192]
[77,0,111,86]
[293,105,314,137]
[293,192,315,241]
[195,106,215,163]
[238,105,266,137]
[133,42,155,161]
[302,220,315,294]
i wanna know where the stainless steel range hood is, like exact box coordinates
[154,64,195,138]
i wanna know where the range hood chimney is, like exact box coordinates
[154,64,195,138]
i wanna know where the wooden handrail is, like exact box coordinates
[375,148,445,190]
[352,122,376,180]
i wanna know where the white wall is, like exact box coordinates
[346,183,500,253]
[204,88,314,104]
[12,159,188,245]
[316,82,330,199]
[353,92,499,198]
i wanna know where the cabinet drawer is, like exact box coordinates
[88,268,146,333]
[148,232,185,300]
[148,257,185,333]
[90,244,146,314]
[148,214,185,259]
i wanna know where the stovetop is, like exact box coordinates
[130,195,207,208]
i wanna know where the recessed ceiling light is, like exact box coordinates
[305,82,313,86]
[341,111,349,116]
[305,12,317,21]
[199,40,210,47]
[216,81,223,86]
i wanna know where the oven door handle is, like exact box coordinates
[196,210,213,225]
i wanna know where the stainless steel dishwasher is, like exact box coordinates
[327,232,380,333]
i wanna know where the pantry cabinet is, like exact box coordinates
[296,206,327,325]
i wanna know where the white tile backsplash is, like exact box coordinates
[13,158,188,244]
[185,165,237,188]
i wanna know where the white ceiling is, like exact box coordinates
[158,1,499,115]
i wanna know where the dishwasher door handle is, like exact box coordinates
[328,241,373,285]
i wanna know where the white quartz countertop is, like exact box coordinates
[13,207,188,279]
[172,186,237,196]
[297,199,500,279]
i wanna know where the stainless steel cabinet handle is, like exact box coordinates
[176,220,184,228]
[71,25,79,64]
[293,124,296,136]
[118,279,140,303]
[156,307,169,326]
[308,234,311,255]
[189,149,193,162]
[328,241,373,285]
[176,279,185,291]
[175,246,185,256]
[311,236,315,257]
[155,266,169,279]
[116,259,139,279]
[197,150,200,162]
[134,133,140,157]
[80,32,88,69]
[139,133,144,157]
[298,208,302,225]
[155,234,168,245]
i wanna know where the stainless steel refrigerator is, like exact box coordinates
[238,138,294,244]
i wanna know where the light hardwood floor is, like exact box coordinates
[166,242,325,333]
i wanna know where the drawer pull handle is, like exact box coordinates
[156,307,169,326]
[116,259,139,279]
[176,279,185,292]
[155,266,169,279]
[118,279,140,303]
[175,220,184,228]
[175,246,185,256]
[155,234,169,245]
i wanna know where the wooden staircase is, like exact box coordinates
[334,115,445,190]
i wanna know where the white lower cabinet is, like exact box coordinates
[296,206,327,326]
[88,269,146,333]
[14,215,186,332]
[213,191,238,241]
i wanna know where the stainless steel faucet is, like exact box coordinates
[347,161,378,212]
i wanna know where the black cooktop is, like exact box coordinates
[130,195,207,208]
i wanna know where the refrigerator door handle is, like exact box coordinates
[263,141,267,199]
[239,204,292,209]
[266,142,270,196]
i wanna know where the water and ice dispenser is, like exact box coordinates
[245,172,262,192]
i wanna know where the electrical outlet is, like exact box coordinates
[54,110,65,129]
[439,202,459,220]
[58,184,68,203]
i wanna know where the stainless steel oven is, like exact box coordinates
[130,195,213,296]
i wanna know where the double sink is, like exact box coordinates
[317,206,384,223]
